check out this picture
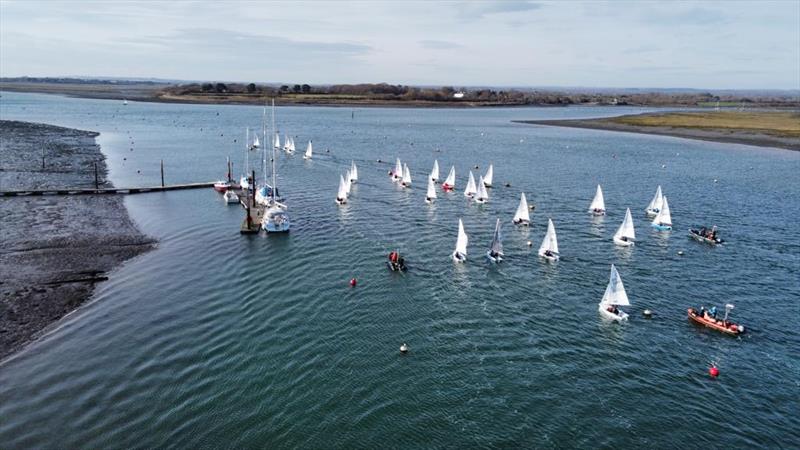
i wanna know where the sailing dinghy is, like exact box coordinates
[303,141,313,160]
[335,174,348,205]
[513,193,531,226]
[401,164,412,187]
[613,208,636,246]
[442,166,456,191]
[651,196,672,231]
[486,218,504,263]
[350,161,358,183]
[483,164,493,187]
[598,264,630,322]
[645,185,663,217]
[464,171,477,197]
[431,160,440,182]
[392,158,403,181]
[475,176,489,204]
[589,184,606,215]
[425,177,437,204]
[538,218,559,262]
[452,219,468,263]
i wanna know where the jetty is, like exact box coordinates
[239,188,264,234]
[0,182,215,197]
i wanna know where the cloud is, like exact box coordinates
[419,39,463,50]
[454,1,542,20]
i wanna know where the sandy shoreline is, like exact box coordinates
[0,120,154,362]
[515,117,800,151]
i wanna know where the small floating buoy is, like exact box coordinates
[678,250,684,256]
[713,179,718,183]
[505,183,511,187]
[350,278,357,287]
[661,164,666,168]
[527,240,533,247]
[709,365,719,378]
[643,309,653,318]
[474,165,479,169]
[400,343,409,353]
[377,159,382,163]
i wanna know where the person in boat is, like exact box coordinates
[489,250,500,259]
[699,226,707,237]
[698,305,706,318]
[544,250,554,258]
[709,306,717,319]
[398,256,405,270]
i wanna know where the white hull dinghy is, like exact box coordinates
[513,193,531,226]
[392,158,403,181]
[613,208,636,246]
[401,163,412,187]
[452,218,468,263]
[589,184,606,215]
[464,171,477,197]
[425,177,437,204]
[538,218,559,262]
[486,218,504,263]
[598,264,630,322]
[483,164,493,188]
[645,185,663,217]
[303,141,313,160]
[335,174,348,205]
[224,189,239,204]
[430,160,440,182]
[475,176,489,204]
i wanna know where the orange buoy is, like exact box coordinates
[350,278,357,287]
[709,365,719,377]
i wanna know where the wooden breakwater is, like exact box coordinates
[0,182,215,197]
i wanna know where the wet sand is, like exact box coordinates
[0,121,154,361]
[515,115,800,151]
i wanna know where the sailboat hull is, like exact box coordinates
[613,236,635,247]
[538,252,559,262]
[452,252,466,263]
[599,305,629,322]
[645,209,659,217]
[687,308,744,335]
[442,184,453,191]
[485,251,503,263]
[513,219,530,226]
[652,223,672,231]
[591,209,606,216]
[425,198,434,204]
[688,229,723,245]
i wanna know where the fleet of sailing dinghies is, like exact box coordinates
[452,218,468,263]
[613,208,636,246]
[336,174,348,205]
[475,176,489,204]
[303,141,313,160]
[598,264,630,322]
[538,218,559,262]
[486,218,503,263]
[401,164,412,187]
[589,184,605,215]
[464,171,477,197]
[442,166,456,190]
[350,161,358,183]
[430,160,440,182]
[645,185,663,217]
[513,193,531,226]
[425,177,437,204]
[651,196,672,231]
[483,164,493,187]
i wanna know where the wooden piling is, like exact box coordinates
[160,160,165,187]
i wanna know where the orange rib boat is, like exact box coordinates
[687,308,745,336]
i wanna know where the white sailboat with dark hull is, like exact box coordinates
[486,218,504,263]
[589,184,605,215]
[538,218,559,262]
[513,193,531,226]
[598,264,630,322]
[452,219,468,263]
[613,208,636,246]
[425,177,437,204]
[483,164,493,188]
[430,160,440,183]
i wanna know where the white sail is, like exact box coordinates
[646,185,663,213]
[514,193,530,223]
[431,160,440,181]
[402,163,412,185]
[274,132,281,149]
[350,161,358,182]
[600,264,630,306]
[614,208,636,241]
[464,171,477,197]
[484,164,493,187]
[476,176,489,201]
[455,218,468,256]
[337,174,348,202]
[345,169,352,195]
[252,135,260,149]
[289,137,296,152]
[589,185,605,211]
[394,158,403,179]
[538,218,559,255]
[304,141,313,159]
[653,196,672,225]
[443,166,456,187]
[426,177,437,200]
[489,218,503,255]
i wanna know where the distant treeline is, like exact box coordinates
[1,77,166,85]
[161,82,799,107]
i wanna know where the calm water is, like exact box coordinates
[1,92,798,448]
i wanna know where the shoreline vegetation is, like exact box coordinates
[1,77,798,108]
[0,120,154,362]
[516,111,800,151]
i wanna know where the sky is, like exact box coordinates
[1,0,798,90]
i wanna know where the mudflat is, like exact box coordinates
[0,121,154,361]
[516,111,800,151]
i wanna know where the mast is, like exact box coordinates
[271,99,277,202]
